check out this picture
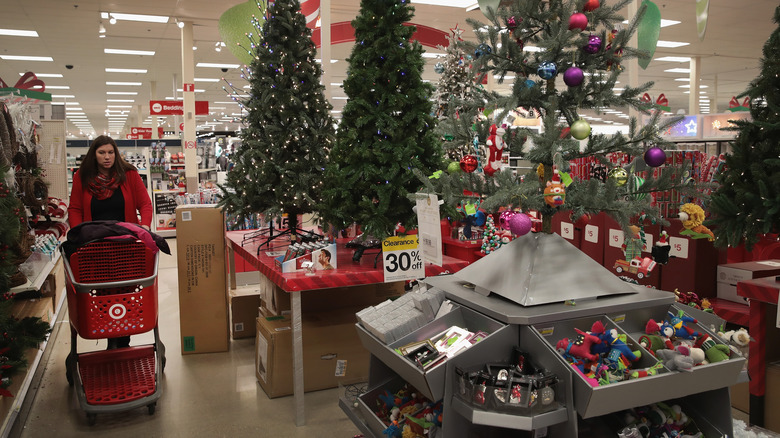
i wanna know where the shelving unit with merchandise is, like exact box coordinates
[342,234,747,437]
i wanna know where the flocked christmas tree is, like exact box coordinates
[418,0,698,236]
[318,0,443,240]
[433,26,484,161]
[219,0,335,237]
[708,5,780,250]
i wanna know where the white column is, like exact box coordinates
[181,21,197,194]
[321,0,332,103]
[689,56,701,115]
[151,81,159,139]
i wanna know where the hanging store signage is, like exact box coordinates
[149,100,209,115]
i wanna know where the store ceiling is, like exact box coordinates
[1,0,777,139]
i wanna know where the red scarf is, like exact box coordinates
[88,172,120,200]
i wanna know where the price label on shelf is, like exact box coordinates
[382,235,424,283]
[608,229,623,248]
[560,222,574,240]
[584,225,599,244]
[669,236,689,259]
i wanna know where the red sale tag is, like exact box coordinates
[183,83,194,92]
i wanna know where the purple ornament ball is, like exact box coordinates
[563,67,584,87]
[508,213,532,236]
[644,146,667,167]
[498,211,516,230]
[584,34,602,54]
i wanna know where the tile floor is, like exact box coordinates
[9,238,772,438]
[13,239,362,438]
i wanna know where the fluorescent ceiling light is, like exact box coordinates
[100,12,169,23]
[105,68,147,73]
[104,48,155,56]
[655,56,691,62]
[107,105,133,108]
[0,29,38,37]
[21,72,62,78]
[524,46,543,52]
[656,41,689,48]
[422,53,445,58]
[107,99,135,102]
[43,85,70,89]
[214,101,241,104]
[466,4,479,11]
[194,78,220,82]
[674,78,691,82]
[664,68,691,73]
[106,91,138,95]
[65,102,80,105]
[106,81,142,86]
[678,84,709,89]
[51,94,75,98]
[67,112,86,115]
[196,62,240,69]
[0,55,53,61]
[176,88,205,93]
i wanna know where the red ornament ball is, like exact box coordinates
[509,213,533,236]
[583,0,600,11]
[460,155,478,173]
[568,13,588,31]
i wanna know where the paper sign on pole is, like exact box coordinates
[415,193,442,266]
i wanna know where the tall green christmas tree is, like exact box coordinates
[419,0,697,235]
[318,0,443,240]
[219,0,335,235]
[708,6,780,250]
[0,168,24,292]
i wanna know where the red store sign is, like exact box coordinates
[149,100,209,115]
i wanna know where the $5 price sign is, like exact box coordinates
[382,236,425,282]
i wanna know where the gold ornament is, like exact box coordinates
[608,167,628,186]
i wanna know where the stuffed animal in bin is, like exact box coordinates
[644,319,674,350]
[665,311,700,340]
[695,334,731,363]
[718,327,753,358]
[590,321,641,362]
[556,328,602,362]
[655,345,695,371]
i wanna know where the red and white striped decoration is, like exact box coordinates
[300,0,321,29]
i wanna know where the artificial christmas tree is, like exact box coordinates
[419,0,697,237]
[318,0,443,240]
[708,5,780,250]
[219,0,335,242]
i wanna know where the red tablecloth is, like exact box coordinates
[226,231,469,292]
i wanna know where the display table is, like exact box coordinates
[225,231,469,426]
[737,276,780,428]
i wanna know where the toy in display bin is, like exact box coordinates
[60,238,166,425]
[455,347,559,414]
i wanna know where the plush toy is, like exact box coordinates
[590,321,641,362]
[678,203,714,241]
[644,319,674,349]
[695,334,731,363]
[718,327,753,358]
[665,311,700,340]
[484,124,505,176]
[556,328,602,362]
[543,168,566,208]
[630,360,664,379]
[655,345,695,371]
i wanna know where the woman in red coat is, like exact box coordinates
[68,135,152,229]
[68,135,153,349]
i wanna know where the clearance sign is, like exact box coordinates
[149,100,209,115]
[382,235,424,282]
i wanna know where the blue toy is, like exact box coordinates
[665,311,700,339]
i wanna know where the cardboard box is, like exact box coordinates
[230,287,262,339]
[730,381,749,413]
[260,280,405,317]
[176,205,229,354]
[11,297,54,324]
[718,260,780,303]
[255,308,370,398]
[766,361,780,433]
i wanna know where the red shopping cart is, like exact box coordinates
[62,238,165,425]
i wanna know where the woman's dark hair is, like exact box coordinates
[78,135,137,186]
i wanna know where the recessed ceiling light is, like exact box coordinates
[101,12,169,23]
[196,63,240,69]
[51,94,76,98]
[194,78,220,82]
[107,105,133,108]
[656,41,689,48]
[106,81,142,86]
[107,99,135,102]
[104,49,156,56]
[664,68,691,74]
[0,29,38,37]
[43,85,71,89]
[65,107,83,111]
[674,78,691,82]
[105,68,148,73]
[106,91,138,95]
[0,55,53,61]
[20,72,62,78]
[655,56,691,62]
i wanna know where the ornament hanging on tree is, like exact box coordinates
[498,210,516,230]
[570,119,591,140]
[583,34,602,54]
[631,175,647,200]
[608,167,628,186]
[644,146,667,167]
[508,213,532,236]
[447,161,461,174]
[506,16,520,31]
[583,0,600,12]
[481,216,503,255]
[474,43,492,58]
[460,155,478,173]
[563,66,584,87]
[568,13,588,31]
[537,61,558,80]
[590,164,608,181]
[434,62,444,74]
[544,168,566,208]
[515,38,525,50]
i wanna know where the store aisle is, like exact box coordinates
[14,239,361,438]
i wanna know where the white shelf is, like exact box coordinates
[10,251,61,295]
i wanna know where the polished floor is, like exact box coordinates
[13,239,361,438]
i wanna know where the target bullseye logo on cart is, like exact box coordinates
[109,304,127,320]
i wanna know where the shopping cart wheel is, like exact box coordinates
[147,402,156,415]
[87,413,97,426]
[65,354,76,386]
